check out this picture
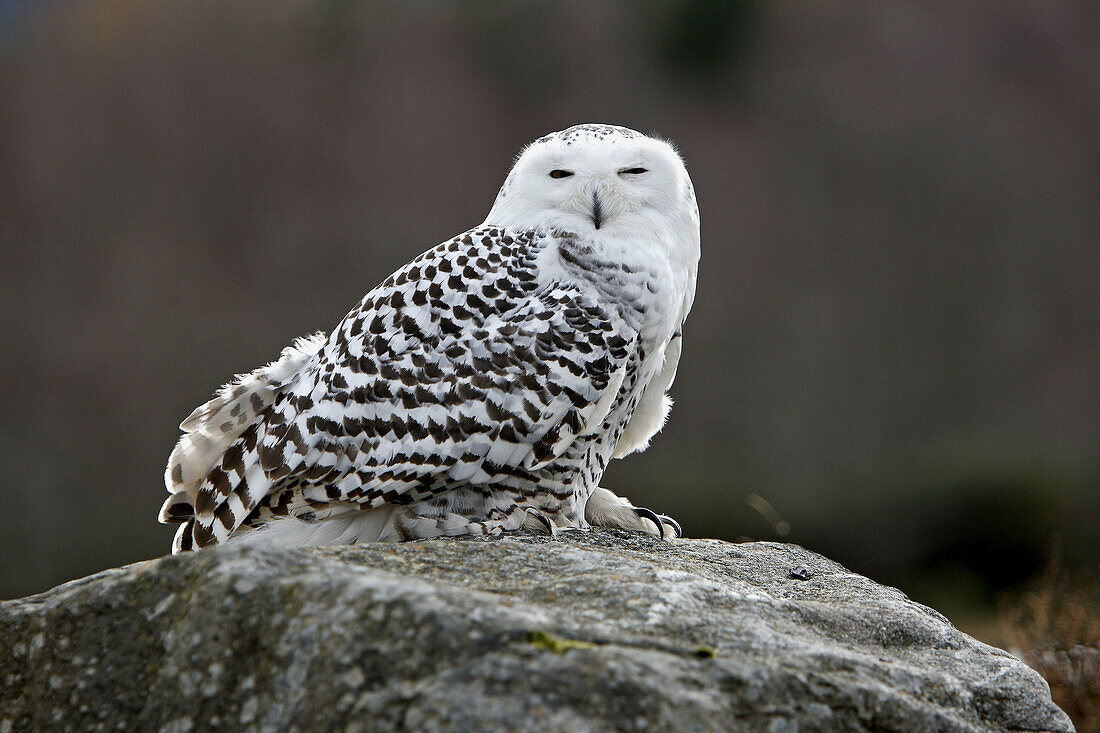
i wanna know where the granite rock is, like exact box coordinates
[0,532,1073,732]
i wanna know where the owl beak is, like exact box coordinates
[591,190,603,230]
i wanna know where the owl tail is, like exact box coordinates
[159,332,327,553]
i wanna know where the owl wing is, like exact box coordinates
[162,227,639,550]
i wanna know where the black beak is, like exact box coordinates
[592,190,603,230]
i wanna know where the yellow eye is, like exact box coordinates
[549,169,574,179]
[620,167,648,175]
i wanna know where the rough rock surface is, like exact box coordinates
[0,532,1072,732]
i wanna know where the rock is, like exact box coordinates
[0,532,1072,732]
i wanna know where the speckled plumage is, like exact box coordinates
[160,124,700,553]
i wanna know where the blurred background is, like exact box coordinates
[0,0,1096,680]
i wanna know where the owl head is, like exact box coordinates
[484,124,698,244]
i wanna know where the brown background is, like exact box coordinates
[1,2,1097,633]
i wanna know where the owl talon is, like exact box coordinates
[633,507,666,539]
[659,514,682,538]
[525,507,557,536]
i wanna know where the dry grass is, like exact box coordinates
[998,560,1100,732]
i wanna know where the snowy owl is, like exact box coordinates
[160,124,700,553]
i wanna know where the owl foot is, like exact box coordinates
[523,507,558,537]
[632,507,681,539]
[585,487,682,540]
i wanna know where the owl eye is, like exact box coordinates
[549,169,574,179]
[620,167,648,175]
